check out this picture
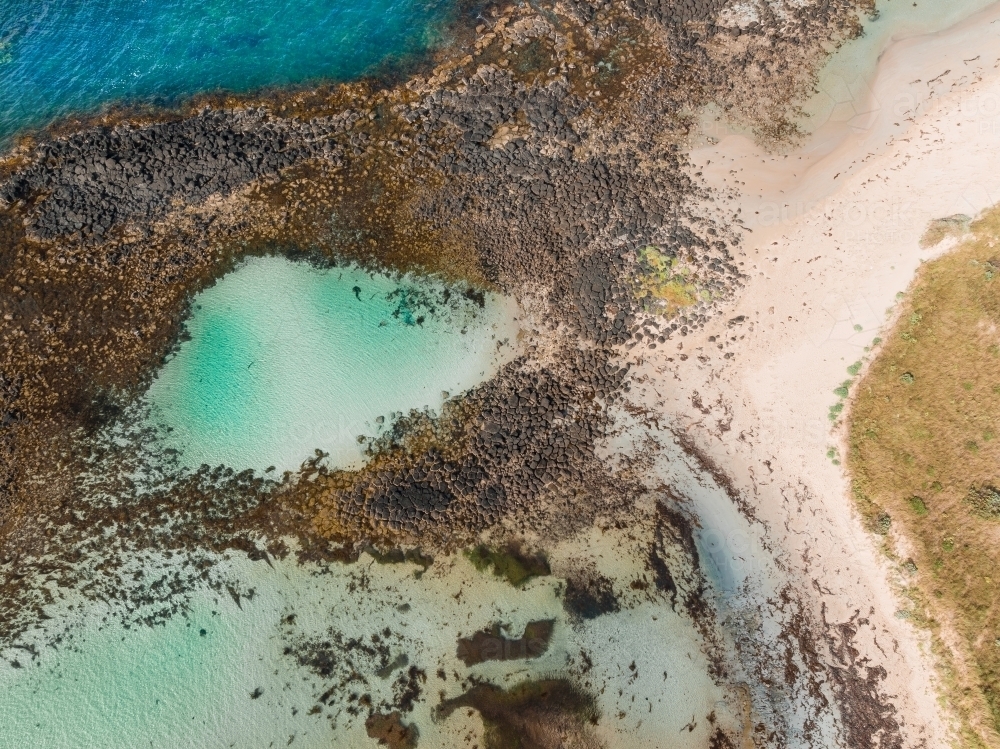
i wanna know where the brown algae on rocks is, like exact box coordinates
[456,619,554,666]
[463,542,551,586]
[436,678,602,749]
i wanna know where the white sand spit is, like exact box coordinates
[625,3,1000,745]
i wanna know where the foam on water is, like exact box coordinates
[143,255,519,473]
[0,0,452,145]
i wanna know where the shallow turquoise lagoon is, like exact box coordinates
[0,591,297,749]
[0,549,567,749]
[144,255,518,473]
[0,557,357,749]
[0,525,728,749]
[0,0,453,145]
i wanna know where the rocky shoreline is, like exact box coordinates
[0,0,884,746]
[0,0,870,539]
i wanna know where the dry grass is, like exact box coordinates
[920,214,972,249]
[848,206,1000,748]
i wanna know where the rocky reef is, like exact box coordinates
[0,0,883,745]
[0,0,871,548]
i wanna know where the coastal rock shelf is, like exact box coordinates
[0,0,945,747]
[0,108,365,240]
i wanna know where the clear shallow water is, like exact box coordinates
[0,589,305,749]
[0,529,726,749]
[144,255,519,473]
[0,0,453,145]
[804,0,999,129]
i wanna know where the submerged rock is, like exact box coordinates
[456,620,554,666]
[437,679,602,749]
[365,711,419,749]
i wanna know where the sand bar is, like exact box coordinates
[630,2,1000,744]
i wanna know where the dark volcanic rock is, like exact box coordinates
[1,108,356,242]
[456,620,554,666]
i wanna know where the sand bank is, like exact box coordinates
[628,2,1000,744]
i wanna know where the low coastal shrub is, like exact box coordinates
[848,207,1000,744]
[874,512,892,535]
[966,485,1000,519]
[633,245,701,317]
[919,214,971,248]
[907,496,928,517]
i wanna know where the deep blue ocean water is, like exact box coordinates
[0,0,453,145]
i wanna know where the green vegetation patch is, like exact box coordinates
[873,512,892,535]
[907,496,928,517]
[464,543,551,587]
[633,245,703,316]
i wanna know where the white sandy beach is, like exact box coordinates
[622,2,1000,744]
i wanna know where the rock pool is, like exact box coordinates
[143,255,519,474]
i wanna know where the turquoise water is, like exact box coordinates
[0,525,729,748]
[144,256,518,473]
[0,561,338,749]
[0,549,563,749]
[0,0,453,145]
[0,595,290,749]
